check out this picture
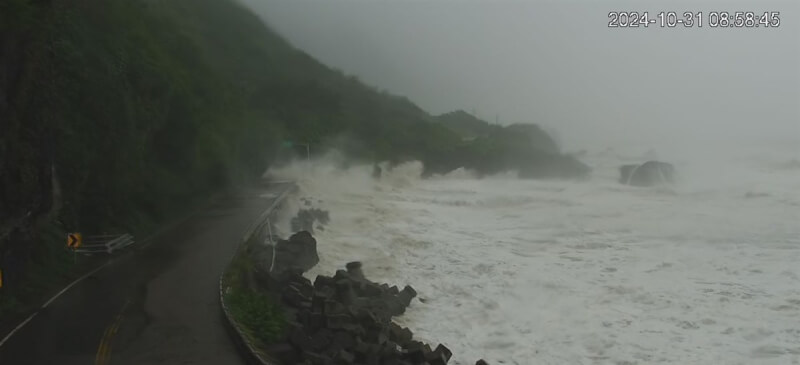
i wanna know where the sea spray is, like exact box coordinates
[265,148,800,364]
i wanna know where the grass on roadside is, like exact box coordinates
[223,246,285,345]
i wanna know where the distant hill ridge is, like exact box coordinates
[435,110,560,154]
[0,0,589,311]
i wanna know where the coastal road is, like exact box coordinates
[0,182,292,365]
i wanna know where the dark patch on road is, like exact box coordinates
[0,185,291,365]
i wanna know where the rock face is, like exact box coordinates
[253,230,490,364]
[251,231,320,291]
[619,161,675,187]
[291,208,331,234]
[270,261,456,365]
[272,231,320,274]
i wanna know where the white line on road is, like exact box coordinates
[0,183,295,350]
[42,261,112,308]
[0,260,113,349]
[1,203,188,347]
[0,313,37,348]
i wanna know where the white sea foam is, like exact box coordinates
[267,146,800,365]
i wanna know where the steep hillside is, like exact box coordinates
[436,110,497,140]
[0,0,588,315]
[436,110,560,154]
[436,110,585,177]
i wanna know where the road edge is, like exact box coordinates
[219,183,297,365]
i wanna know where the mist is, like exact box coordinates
[265,145,800,363]
[242,3,800,360]
[240,0,798,159]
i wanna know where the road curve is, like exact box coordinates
[0,183,292,365]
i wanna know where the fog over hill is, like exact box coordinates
[241,0,800,155]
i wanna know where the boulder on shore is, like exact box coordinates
[291,208,330,234]
[273,231,320,274]
[268,260,462,365]
[619,160,675,187]
[253,231,490,364]
[251,231,320,291]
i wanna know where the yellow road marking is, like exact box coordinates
[94,324,113,365]
[95,300,130,365]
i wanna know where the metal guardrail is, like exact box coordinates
[74,234,134,254]
[220,184,298,365]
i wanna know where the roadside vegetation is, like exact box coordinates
[222,245,285,345]
[1,0,588,321]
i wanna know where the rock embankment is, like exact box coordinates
[261,231,489,365]
[291,208,330,234]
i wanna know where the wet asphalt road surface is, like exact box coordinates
[0,183,291,365]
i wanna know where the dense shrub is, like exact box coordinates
[226,287,285,344]
[0,0,588,314]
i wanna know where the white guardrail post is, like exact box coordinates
[73,234,135,255]
[267,217,276,273]
[220,183,297,365]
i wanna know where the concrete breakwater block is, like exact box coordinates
[268,260,463,365]
[255,229,490,365]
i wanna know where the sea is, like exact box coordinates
[268,142,800,365]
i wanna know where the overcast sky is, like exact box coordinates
[239,0,799,155]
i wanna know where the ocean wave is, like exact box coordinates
[267,150,800,364]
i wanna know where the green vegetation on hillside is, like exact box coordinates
[435,110,588,178]
[0,0,588,316]
[223,247,285,346]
